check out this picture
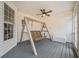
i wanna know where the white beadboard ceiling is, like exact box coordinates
[12,1,75,19]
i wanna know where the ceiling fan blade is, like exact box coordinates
[46,13,50,16]
[46,10,52,13]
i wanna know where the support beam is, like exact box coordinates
[20,20,26,42]
[44,23,53,41]
[24,17,37,56]
[41,23,53,41]
[31,21,33,27]
[25,17,44,24]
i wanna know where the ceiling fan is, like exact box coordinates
[36,9,52,17]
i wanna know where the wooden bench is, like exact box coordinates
[31,31,43,42]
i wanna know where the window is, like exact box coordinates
[4,3,15,40]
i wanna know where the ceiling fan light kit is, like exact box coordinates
[43,14,45,16]
[37,9,52,17]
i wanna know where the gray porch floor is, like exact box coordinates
[2,39,77,58]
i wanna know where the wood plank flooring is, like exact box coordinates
[2,39,78,58]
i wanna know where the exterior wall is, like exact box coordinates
[44,11,73,43]
[0,1,17,57]
[17,11,29,42]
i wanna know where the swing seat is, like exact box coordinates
[31,31,43,42]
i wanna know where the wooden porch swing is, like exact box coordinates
[20,17,52,56]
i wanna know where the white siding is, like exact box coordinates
[0,1,17,57]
